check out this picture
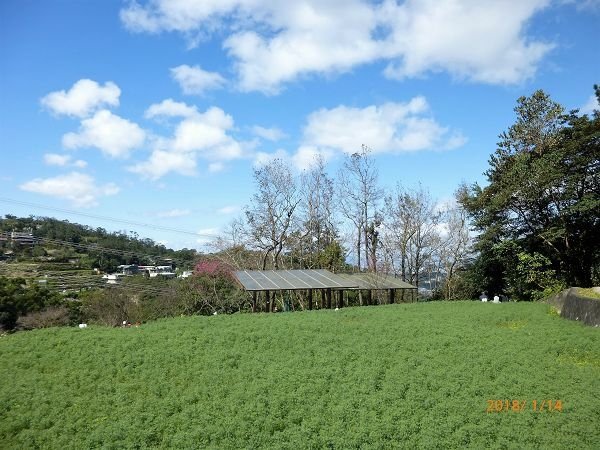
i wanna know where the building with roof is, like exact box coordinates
[233,269,417,312]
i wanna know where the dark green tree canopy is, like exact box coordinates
[461,87,599,298]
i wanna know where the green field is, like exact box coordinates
[1,302,599,449]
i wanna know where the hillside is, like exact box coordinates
[1,302,598,449]
[0,215,199,272]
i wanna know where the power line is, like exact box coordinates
[0,196,220,238]
[0,264,181,297]
[0,197,244,268]
[0,230,244,294]
[0,232,194,268]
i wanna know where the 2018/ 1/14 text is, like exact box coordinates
[486,400,563,412]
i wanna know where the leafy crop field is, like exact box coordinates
[1,302,599,449]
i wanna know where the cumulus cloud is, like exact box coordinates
[62,110,146,158]
[131,103,248,179]
[43,153,88,168]
[208,162,225,173]
[145,98,198,119]
[121,0,555,93]
[170,64,226,95]
[580,94,599,115]
[171,107,235,152]
[20,172,119,207]
[43,153,71,166]
[41,79,120,118]
[251,125,287,141]
[196,228,220,246]
[379,0,553,84]
[156,208,191,218]
[217,205,240,215]
[301,97,466,156]
[129,149,197,180]
[253,148,290,167]
[72,160,88,168]
[292,146,332,171]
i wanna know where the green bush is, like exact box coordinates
[0,277,62,330]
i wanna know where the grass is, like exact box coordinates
[576,287,600,300]
[1,302,599,449]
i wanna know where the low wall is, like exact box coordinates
[547,287,600,327]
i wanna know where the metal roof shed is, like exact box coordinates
[233,269,417,312]
[234,269,358,291]
[335,273,418,304]
[234,269,359,312]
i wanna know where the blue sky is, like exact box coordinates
[1,0,599,250]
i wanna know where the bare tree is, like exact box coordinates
[382,184,441,288]
[436,190,472,299]
[382,184,415,281]
[245,159,301,270]
[297,155,338,268]
[337,146,382,271]
[210,216,263,269]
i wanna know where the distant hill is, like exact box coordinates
[0,215,199,272]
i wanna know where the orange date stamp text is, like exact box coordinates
[486,399,563,413]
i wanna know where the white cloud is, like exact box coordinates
[41,79,120,118]
[434,196,458,213]
[43,153,88,168]
[217,205,239,215]
[251,125,287,141]
[170,64,226,95]
[63,110,146,158]
[302,97,466,155]
[208,162,225,173]
[43,153,71,166]
[157,208,191,218]
[130,104,249,179]
[253,148,290,167]
[121,0,555,93]
[120,0,236,33]
[580,94,599,115]
[72,159,88,168]
[379,0,553,84]
[292,145,332,171]
[20,172,119,207]
[196,227,220,246]
[129,149,197,180]
[561,0,600,11]
[145,98,198,119]
[171,107,234,152]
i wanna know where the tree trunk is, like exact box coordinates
[357,232,362,271]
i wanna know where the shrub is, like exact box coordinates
[0,276,62,330]
[179,273,248,315]
[80,288,132,327]
[16,307,70,330]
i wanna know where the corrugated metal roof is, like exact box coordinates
[335,273,416,290]
[234,269,359,291]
